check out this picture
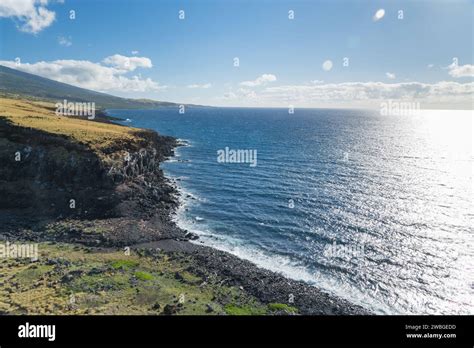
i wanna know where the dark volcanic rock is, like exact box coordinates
[161,304,178,315]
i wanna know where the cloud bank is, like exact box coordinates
[222,80,473,109]
[0,55,165,93]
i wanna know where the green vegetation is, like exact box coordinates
[134,271,154,281]
[111,259,140,270]
[224,304,267,315]
[0,243,280,315]
[223,303,298,315]
[267,303,299,314]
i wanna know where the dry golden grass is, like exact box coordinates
[0,97,141,153]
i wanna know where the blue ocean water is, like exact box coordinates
[109,107,473,315]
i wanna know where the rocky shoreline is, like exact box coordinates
[0,108,370,315]
[137,144,370,315]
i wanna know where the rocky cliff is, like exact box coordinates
[0,115,180,244]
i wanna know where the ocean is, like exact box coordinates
[109,107,473,315]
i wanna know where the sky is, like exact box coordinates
[0,0,473,109]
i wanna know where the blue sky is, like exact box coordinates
[0,0,472,108]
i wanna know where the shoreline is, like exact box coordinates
[110,117,371,315]
[0,98,370,315]
[166,167,373,314]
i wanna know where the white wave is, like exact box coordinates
[172,201,394,314]
[176,138,192,147]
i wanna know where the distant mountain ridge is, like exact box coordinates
[0,65,183,109]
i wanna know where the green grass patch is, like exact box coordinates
[69,274,129,292]
[134,271,154,281]
[14,265,52,286]
[111,259,139,270]
[224,304,266,315]
[267,303,298,314]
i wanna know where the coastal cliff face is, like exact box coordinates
[0,99,179,246]
[0,120,176,221]
[105,130,179,220]
[0,119,114,219]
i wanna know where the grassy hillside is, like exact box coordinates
[0,96,143,154]
[0,65,180,110]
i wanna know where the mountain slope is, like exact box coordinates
[0,65,179,109]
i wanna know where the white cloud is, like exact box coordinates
[386,72,396,79]
[427,64,434,69]
[311,80,324,84]
[0,0,56,34]
[221,80,473,109]
[187,83,212,89]
[0,57,165,93]
[102,54,153,72]
[373,9,385,22]
[131,50,139,55]
[448,63,474,78]
[57,35,72,47]
[240,74,277,87]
